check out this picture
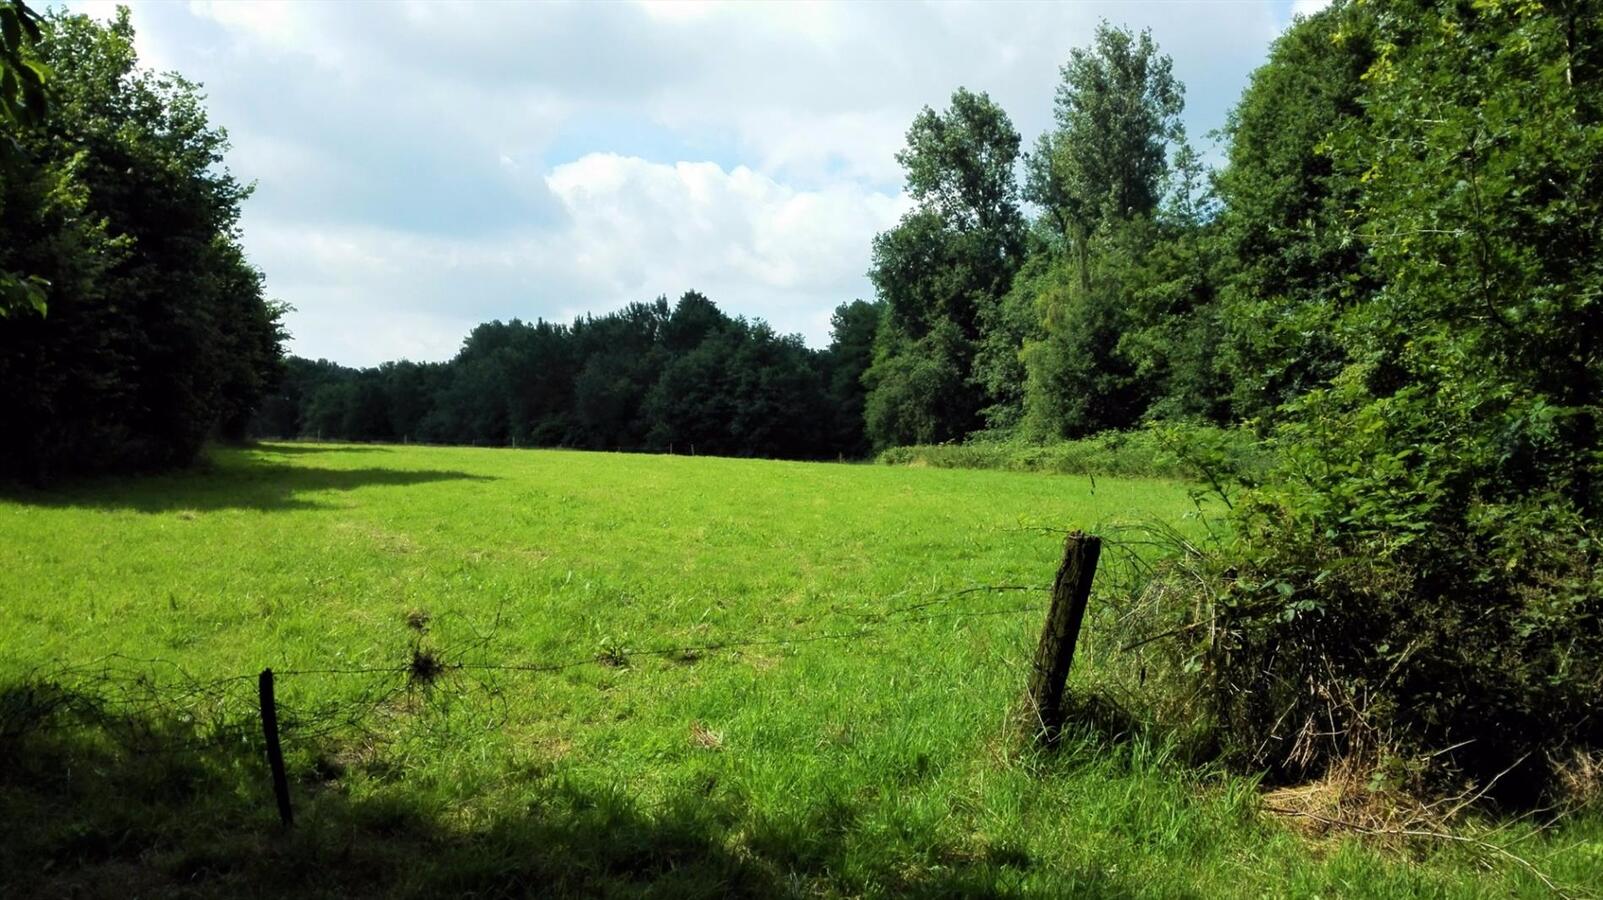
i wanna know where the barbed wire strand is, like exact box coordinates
[2,581,1060,760]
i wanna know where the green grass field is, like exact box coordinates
[1,443,1597,897]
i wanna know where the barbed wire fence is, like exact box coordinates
[0,560,1116,826]
[3,523,1228,847]
[5,524,1587,897]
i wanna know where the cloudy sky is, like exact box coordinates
[70,0,1329,366]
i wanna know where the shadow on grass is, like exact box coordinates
[0,458,493,514]
[247,442,395,456]
[0,680,1145,900]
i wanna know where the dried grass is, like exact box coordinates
[1262,759,1426,850]
[1263,756,1590,899]
[689,720,724,751]
[1553,749,1603,810]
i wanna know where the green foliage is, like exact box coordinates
[896,87,1026,242]
[1018,223,1159,439]
[1208,0,1603,794]
[1116,219,1230,424]
[1212,4,1377,421]
[1013,219,1226,439]
[0,8,283,480]
[879,423,1270,485]
[1025,21,1184,240]
[0,0,50,319]
[645,320,830,459]
[823,299,882,456]
[863,318,975,448]
[1008,23,1209,441]
[0,0,45,127]
[0,271,47,316]
[864,88,1025,449]
[972,240,1049,431]
[251,290,864,460]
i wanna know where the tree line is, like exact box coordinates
[248,11,1377,460]
[241,15,1343,459]
[856,18,1341,445]
[250,294,881,459]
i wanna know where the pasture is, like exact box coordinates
[0,443,1595,897]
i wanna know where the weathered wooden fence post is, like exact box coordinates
[1027,531,1101,742]
[258,668,294,828]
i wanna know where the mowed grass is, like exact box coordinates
[0,443,1596,898]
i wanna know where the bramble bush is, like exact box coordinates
[1200,0,1602,799]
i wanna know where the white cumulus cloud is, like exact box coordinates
[243,155,907,364]
[65,0,1297,366]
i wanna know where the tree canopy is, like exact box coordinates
[862,88,1026,448]
[0,0,51,318]
[0,7,284,479]
[251,292,881,461]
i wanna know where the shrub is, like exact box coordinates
[1195,0,1603,800]
[1205,376,1602,799]
[878,423,1271,486]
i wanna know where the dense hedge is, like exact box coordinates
[1196,0,1603,799]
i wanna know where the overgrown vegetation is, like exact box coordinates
[870,0,1601,818]
[874,0,1602,803]
[1201,0,1603,798]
